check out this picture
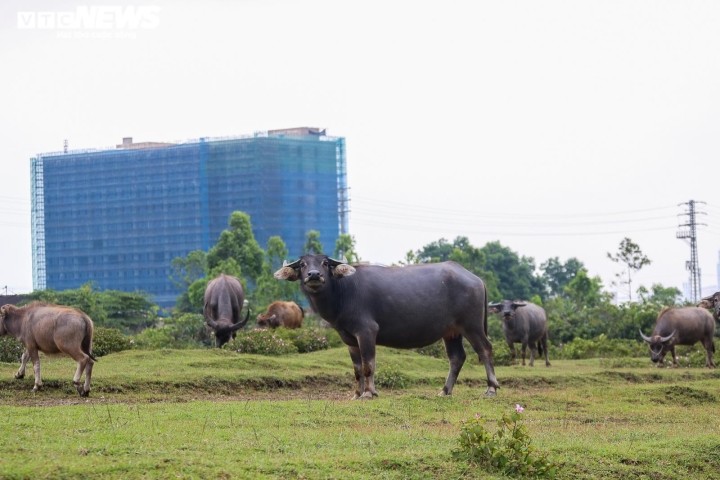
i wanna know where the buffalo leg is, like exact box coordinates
[355,333,378,400]
[15,349,30,379]
[71,352,94,397]
[463,330,499,396]
[348,345,365,399]
[670,346,679,367]
[528,342,537,367]
[521,342,527,366]
[439,336,466,396]
[28,349,42,391]
[540,334,551,367]
[507,341,517,364]
[703,339,715,368]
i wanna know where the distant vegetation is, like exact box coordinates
[8,211,714,363]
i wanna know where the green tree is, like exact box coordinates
[334,234,360,263]
[207,211,264,284]
[481,241,546,301]
[252,236,300,312]
[637,283,682,307]
[607,237,651,302]
[170,250,207,290]
[540,256,584,298]
[304,230,324,254]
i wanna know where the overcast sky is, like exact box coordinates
[1,0,719,301]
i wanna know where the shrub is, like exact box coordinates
[0,336,24,363]
[555,335,646,360]
[374,365,410,389]
[225,329,298,355]
[415,340,447,358]
[454,405,557,478]
[274,327,330,353]
[92,327,133,357]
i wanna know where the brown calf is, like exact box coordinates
[0,303,96,396]
[256,301,304,329]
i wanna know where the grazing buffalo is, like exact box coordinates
[0,302,96,396]
[699,291,720,322]
[488,300,550,367]
[256,301,304,329]
[640,307,715,368]
[274,255,500,399]
[203,274,249,347]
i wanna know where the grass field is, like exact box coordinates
[1,347,719,479]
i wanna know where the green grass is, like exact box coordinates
[1,348,719,479]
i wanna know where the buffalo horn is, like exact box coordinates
[283,259,302,269]
[488,302,502,308]
[327,257,347,267]
[660,330,676,343]
[639,329,652,343]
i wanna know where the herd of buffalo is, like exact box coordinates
[1,254,719,398]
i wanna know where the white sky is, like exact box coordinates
[1,0,719,301]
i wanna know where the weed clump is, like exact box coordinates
[454,405,557,478]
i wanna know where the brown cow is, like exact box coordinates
[256,301,304,329]
[0,302,96,396]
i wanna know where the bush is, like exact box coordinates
[225,329,298,355]
[273,327,330,353]
[375,365,410,389]
[93,327,133,357]
[555,335,646,360]
[0,336,24,363]
[415,340,447,358]
[453,405,557,478]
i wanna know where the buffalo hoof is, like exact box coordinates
[484,387,497,397]
[80,390,90,398]
[14,373,24,380]
[437,390,451,397]
[353,391,377,400]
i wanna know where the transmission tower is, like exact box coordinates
[676,200,706,302]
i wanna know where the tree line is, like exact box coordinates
[22,211,702,345]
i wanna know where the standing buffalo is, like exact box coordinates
[488,300,550,367]
[699,291,720,322]
[274,255,499,399]
[0,303,96,396]
[203,274,249,347]
[640,307,715,368]
[256,301,304,329]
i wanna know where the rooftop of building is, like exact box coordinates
[36,127,338,158]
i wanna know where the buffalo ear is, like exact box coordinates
[274,266,300,281]
[333,264,356,278]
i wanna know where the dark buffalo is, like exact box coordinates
[699,291,720,322]
[203,274,249,347]
[0,302,96,396]
[274,255,499,399]
[488,300,550,367]
[640,307,715,368]
[256,301,304,329]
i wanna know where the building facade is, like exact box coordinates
[31,128,348,307]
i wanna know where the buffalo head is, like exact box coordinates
[640,329,676,364]
[699,291,720,321]
[274,255,356,293]
[488,300,527,320]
